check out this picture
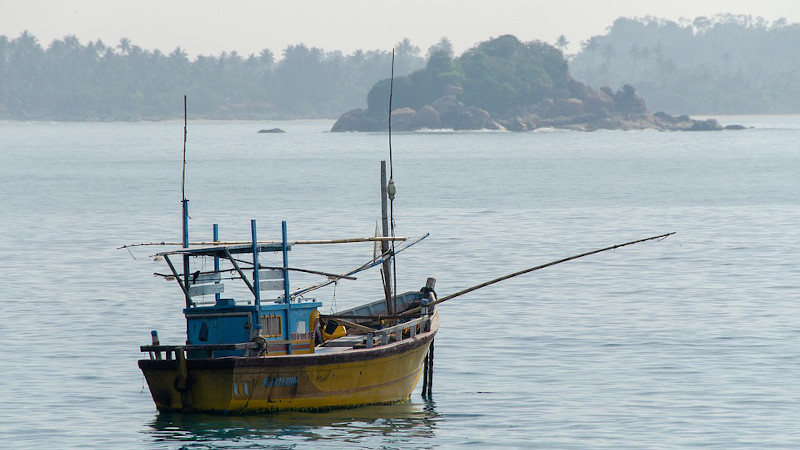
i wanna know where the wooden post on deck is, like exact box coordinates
[380,161,394,315]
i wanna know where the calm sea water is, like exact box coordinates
[1,116,798,448]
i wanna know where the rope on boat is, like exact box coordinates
[422,339,434,398]
[421,278,436,399]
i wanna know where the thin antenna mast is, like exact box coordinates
[181,95,191,307]
[387,50,398,315]
[388,49,395,180]
[182,96,187,206]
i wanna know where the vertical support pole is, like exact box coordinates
[213,224,220,302]
[282,221,291,303]
[282,221,293,354]
[380,161,394,315]
[422,352,428,397]
[182,200,191,308]
[422,277,436,317]
[428,339,434,395]
[422,339,434,398]
[250,219,262,332]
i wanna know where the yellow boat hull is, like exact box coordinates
[139,313,438,413]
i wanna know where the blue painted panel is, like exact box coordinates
[257,301,321,341]
[185,303,257,356]
[183,301,322,356]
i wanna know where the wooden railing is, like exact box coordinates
[323,314,432,349]
[141,313,433,359]
[140,342,259,359]
[367,314,432,349]
[140,339,310,359]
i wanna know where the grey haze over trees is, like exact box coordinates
[569,14,800,114]
[5,14,800,121]
[0,32,427,120]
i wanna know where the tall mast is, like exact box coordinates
[387,49,398,316]
[181,95,191,308]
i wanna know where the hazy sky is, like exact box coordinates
[2,0,798,57]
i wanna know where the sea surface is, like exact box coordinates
[1,116,798,449]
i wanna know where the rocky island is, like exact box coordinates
[332,35,736,133]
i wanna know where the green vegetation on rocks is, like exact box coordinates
[333,35,729,132]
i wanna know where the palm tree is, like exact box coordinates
[556,35,569,53]
[259,48,275,66]
[394,38,422,74]
[582,37,599,68]
[117,37,131,56]
[427,37,454,60]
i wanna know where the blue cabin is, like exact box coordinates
[184,298,322,357]
[158,220,322,357]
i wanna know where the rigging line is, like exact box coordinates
[331,280,338,314]
[388,48,395,180]
[220,256,359,280]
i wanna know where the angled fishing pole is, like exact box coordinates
[400,232,675,316]
[290,233,429,298]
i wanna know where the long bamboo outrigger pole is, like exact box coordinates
[118,236,408,250]
[399,232,675,316]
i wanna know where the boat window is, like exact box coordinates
[261,315,282,337]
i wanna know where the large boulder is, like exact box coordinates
[568,80,613,115]
[614,84,649,114]
[432,95,465,126]
[652,112,723,131]
[557,98,584,116]
[688,118,723,131]
[527,98,559,118]
[414,105,441,129]
[331,108,384,132]
[500,115,537,131]
[390,107,416,130]
[453,106,505,131]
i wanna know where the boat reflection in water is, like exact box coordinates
[144,400,441,445]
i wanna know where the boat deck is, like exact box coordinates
[140,309,436,360]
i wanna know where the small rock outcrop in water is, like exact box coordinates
[258,128,286,133]
[333,82,733,132]
[330,34,740,133]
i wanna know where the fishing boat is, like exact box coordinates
[136,154,439,413]
[135,208,671,414]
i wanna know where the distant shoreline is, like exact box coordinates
[2,114,799,126]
